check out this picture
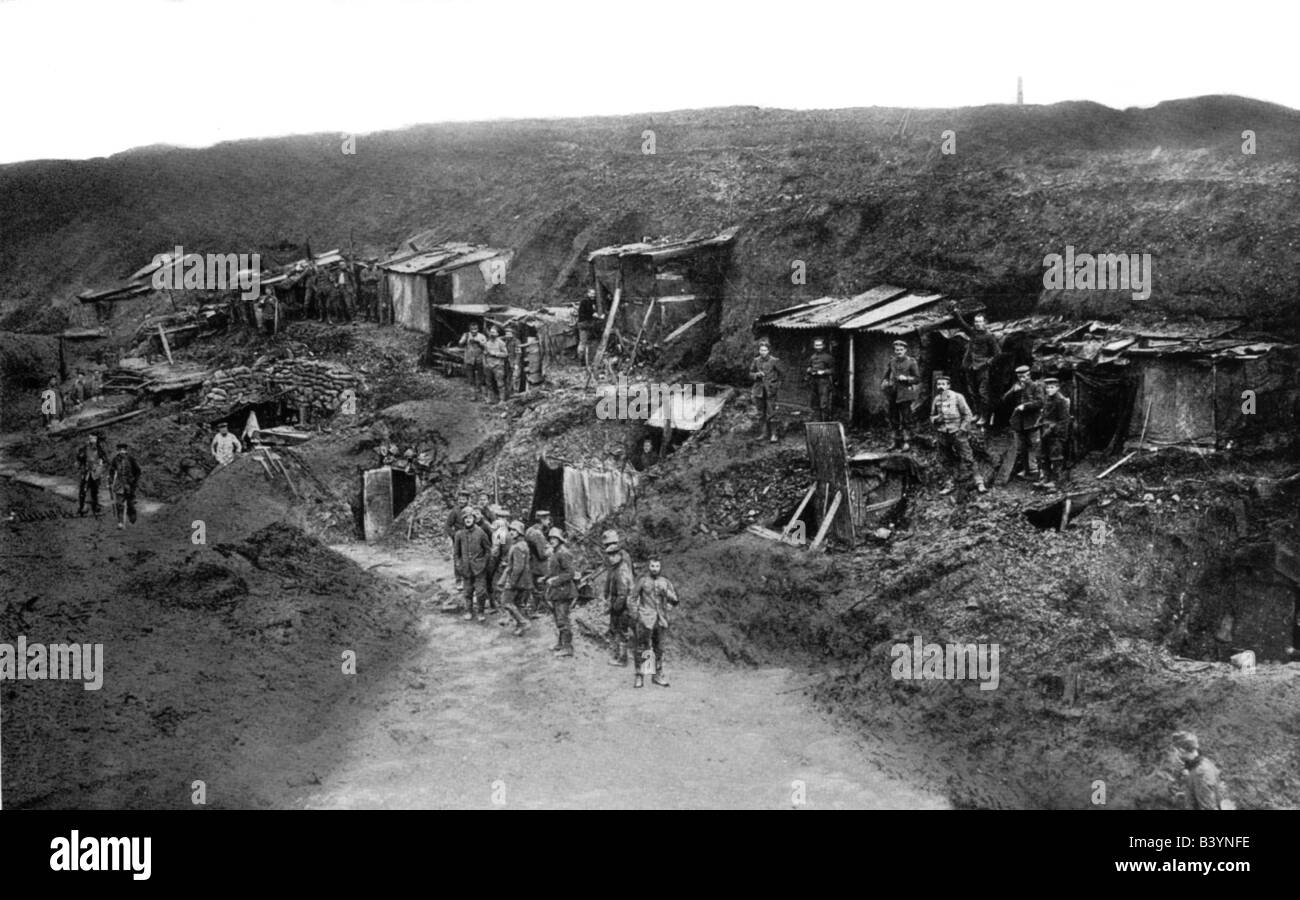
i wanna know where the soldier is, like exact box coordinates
[483,324,509,404]
[484,504,509,612]
[577,289,598,365]
[107,442,142,529]
[601,529,636,667]
[1171,732,1226,810]
[458,321,487,400]
[929,373,985,495]
[495,520,533,636]
[76,433,108,517]
[525,510,555,618]
[1001,365,1044,480]
[453,509,492,622]
[446,489,472,592]
[949,303,1001,426]
[544,527,578,657]
[629,556,680,688]
[1038,377,1071,488]
[210,421,242,467]
[805,337,836,422]
[502,325,521,399]
[881,339,920,450]
[749,339,783,443]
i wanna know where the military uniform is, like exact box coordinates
[806,349,836,421]
[749,352,783,440]
[1183,755,1225,810]
[1002,376,1046,477]
[503,330,521,398]
[497,532,532,632]
[930,387,983,491]
[954,310,1001,422]
[459,330,487,396]
[483,335,508,402]
[453,522,492,618]
[1038,390,1071,484]
[630,571,679,686]
[603,548,636,666]
[524,520,553,616]
[545,540,578,656]
[881,352,921,448]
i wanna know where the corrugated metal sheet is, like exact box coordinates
[759,286,907,330]
[839,292,944,331]
[866,307,953,336]
[588,225,739,262]
[381,244,507,275]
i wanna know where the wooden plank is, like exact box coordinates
[804,421,856,546]
[363,467,395,542]
[662,310,707,345]
[587,286,621,384]
[52,407,149,438]
[809,491,842,552]
[1058,498,1073,531]
[781,485,816,540]
[1096,451,1136,480]
[157,324,174,365]
[626,297,657,369]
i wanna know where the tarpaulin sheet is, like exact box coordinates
[561,466,637,533]
[388,273,430,333]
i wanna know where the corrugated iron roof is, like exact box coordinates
[840,291,944,331]
[758,286,908,330]
[588,226,739,262]
[866,307,954,336]
[380,243,508,275]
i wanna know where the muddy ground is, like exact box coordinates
[2,324,1298,809]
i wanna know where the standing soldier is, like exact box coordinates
[1038,377,1072,488]
[544,527,578,657]
[446,488,471,593]
[525,510,555,618]
[458,321,487,400]
[949,303,1001,426]
[750,339,783,443]
[577,289,598,366]
[1171,732,1226,810]
[496,520,533,636]
[108,442,142,529]
[601,529,636,667]
[454,508,492,622]
[805,337,836,422]
[485,504,509,613]
[76,433,108,517]
[502,325,521,400]
[929,373,986,495]
[881,339,920,450]
[1001,365,1045,480]
[210,421,243,467]
[629,556,680,688]
[483,324,509,404]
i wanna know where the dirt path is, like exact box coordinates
[296,542,949,810]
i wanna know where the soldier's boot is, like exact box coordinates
[556,631,574,658]
[634,674,644,688]
[652,661,670,687]
[607,638,628,666]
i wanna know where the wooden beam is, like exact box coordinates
[587,286,621,387]
[1096,451,1136,480]
[627,297,657,369]
[781,485,816,541]
[662,310,708,345]
[157,324,174,365]
[810,491,842,552]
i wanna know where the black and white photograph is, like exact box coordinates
[0,0,1295,874]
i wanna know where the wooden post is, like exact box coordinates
[782,485,817,542]
[587,286,621,387]
[847,333,855,424]
[157,324,174,365]
[627,297,657,370]
[810,491,842,552]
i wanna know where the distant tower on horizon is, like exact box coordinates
[1017,76,1024,105]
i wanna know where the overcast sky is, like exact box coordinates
[0,0,1292,164]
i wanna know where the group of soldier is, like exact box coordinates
[446,490,680,688]
[71,432,142,529]
[456,320,531,404]
[747,302,1073,493]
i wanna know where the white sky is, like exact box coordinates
[0,0,1293,164]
